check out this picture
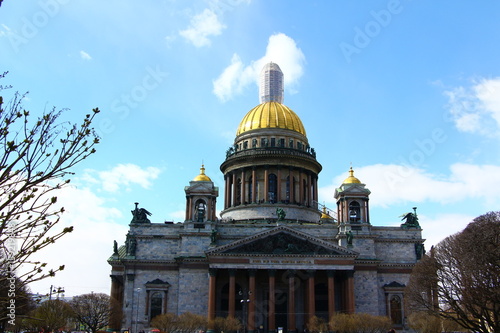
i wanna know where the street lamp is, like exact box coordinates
[134,288,141,333]
[239,290,251,333]
[49,285,65,300]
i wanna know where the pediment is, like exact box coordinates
[206,226,356,257]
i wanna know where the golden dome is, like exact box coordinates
[343,167,361,184]
[193,164,211,181]
[236,102,306,136]
[320,206,332,219]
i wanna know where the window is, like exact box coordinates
[390,295,403,325]
[271,138,276,147]
[243,141,248,149]
[268,174,277,203]
[150,292,163,321]
[248,176,253,203]
[289,139,294,148]
[252,139,257,148]
[194,200,206,224]
[349,201,361,223]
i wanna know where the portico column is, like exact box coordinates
[288,271,296,333]
[248,270,256,333]
[307,270,315,323]
[229,270,236,318]
[252,168,257,203]
[268,270,276,332]
[264,168,269,202]
[307,173,312,206]
[298,171,304,205]
[277,168,282,202]
[346,271,355,314]
[289,168,295,203]
[207,269,217,333]
[327,271,335,320]
[232,172,237,207]
[241,169,246,204]
[225,174,231,208]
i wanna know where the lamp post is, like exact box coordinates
[239,290,251,333]
[134,288,141,333]
[49,285,65,300]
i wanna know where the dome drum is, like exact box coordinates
[221,152,322,175]
[220,204,321,223]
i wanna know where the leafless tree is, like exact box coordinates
[70,293,110,333]
[406,211,500,333]
[0,73,100,287]
[213,316,242,333]
[150,312,207,333]
[23,298,73,332]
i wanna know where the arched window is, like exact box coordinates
[349,201,361,222]
[390,295,403,325]
[194,200,206,223]
[150,292,163,321]
[268,174,277,203]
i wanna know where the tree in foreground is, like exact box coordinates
[406,211,500,333]
[22,298,73,332]
[328,313,391,333]
[213,316,242,333]
[150,312,207,333]
[0,73,100,287]
[70,292,110,333]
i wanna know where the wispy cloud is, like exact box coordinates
[444,77,500,137]
[179,8,226,47]
[213,33,306,102]
[80,50,92,60]
[84,163,161,193]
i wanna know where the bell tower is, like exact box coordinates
[184,165,218,227]
[334,167,371,227]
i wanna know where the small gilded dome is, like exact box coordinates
[236,101,306,136]
[343,167,361,184]
[193,165,211,181]
[320,206,331,219]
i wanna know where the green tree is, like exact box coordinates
[70,293,110,333]
[406,211,500,333]
[0,73,100,287]
[23,299,73,332]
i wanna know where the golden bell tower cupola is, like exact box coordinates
[335,167,371,225]
[184,165,218,227]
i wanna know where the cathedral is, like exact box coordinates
[108,63,424,333]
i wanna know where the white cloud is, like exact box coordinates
[444,77,500,137]
[213,33,306,102]
[26,185,128,296]
[85,163,161,193]
[419,213,473,248]
[179,8,225,47]
[80,50,92,60]
[319,163,500,208]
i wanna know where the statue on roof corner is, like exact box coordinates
[131,202,152,223]
[400,207,420,228]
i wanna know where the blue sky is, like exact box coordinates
[1,0,500,296]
